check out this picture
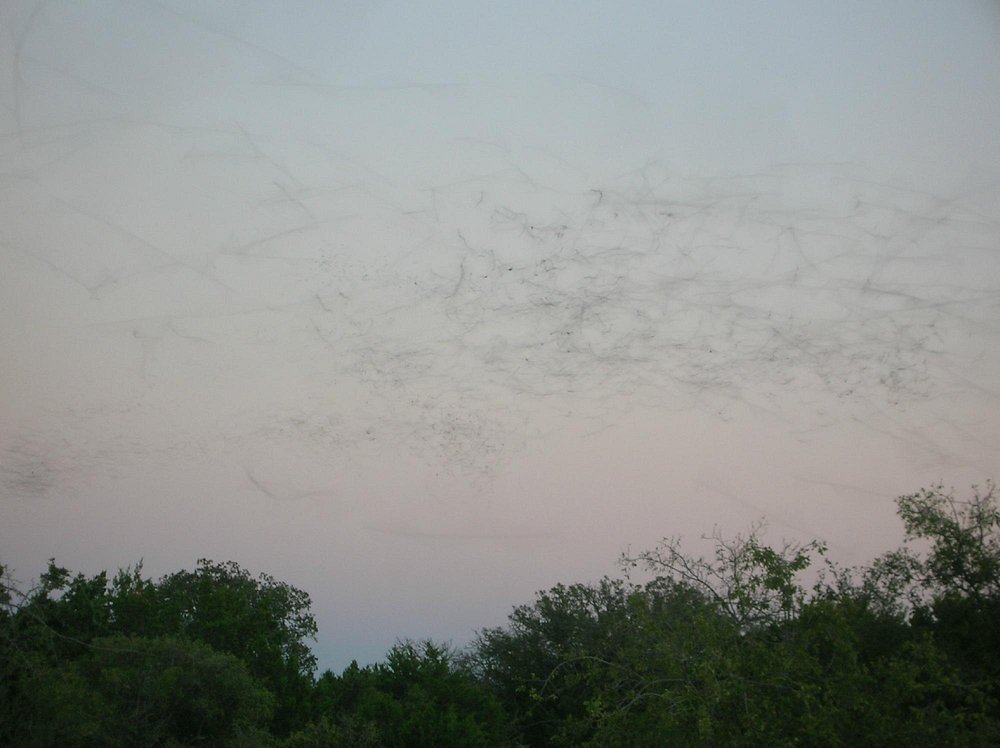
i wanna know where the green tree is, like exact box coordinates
[472,487,1000,746]
[15,635,274,747]
[0,561,118,745]
[897,481,999,603]
[890,482,1000,730]
[0,558,318,738]
[471,577,639,746]
[309,640,505,748]
[622,523,825,629]
[149,560,317,733]
[281,716,381,748]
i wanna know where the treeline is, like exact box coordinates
[2,482,999,746]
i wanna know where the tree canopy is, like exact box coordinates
[2,481,998,746]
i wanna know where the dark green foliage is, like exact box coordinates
[280,716,381,748]
[304,640,506,748]
[149,560,318,733]
[897,482,999,602]
[472,483,1000,746]
[471,577,636,745]
[17,636,273,747]
[0,558,316,740]
[2,481,999,746]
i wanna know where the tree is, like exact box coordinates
[622,523,825,629]
[886,482,1000,728]
[896,481,1000,603]
[4,481,999,745]
[143,559,318,734]
[281,716,380,748]
[472,487,1000,746]
[309,640,506,748]
[14,635,274,747]
[0,557,318,738]
[471,577,636,746]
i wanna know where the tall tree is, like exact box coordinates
[141,559,318,734]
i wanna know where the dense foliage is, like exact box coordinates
[2,482,998,745]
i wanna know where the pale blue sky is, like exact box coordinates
[2,0,999,670]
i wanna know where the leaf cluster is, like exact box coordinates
[2,481,998,746]
[473,483,1000,746]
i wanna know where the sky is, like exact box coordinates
[2,0,999,671]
